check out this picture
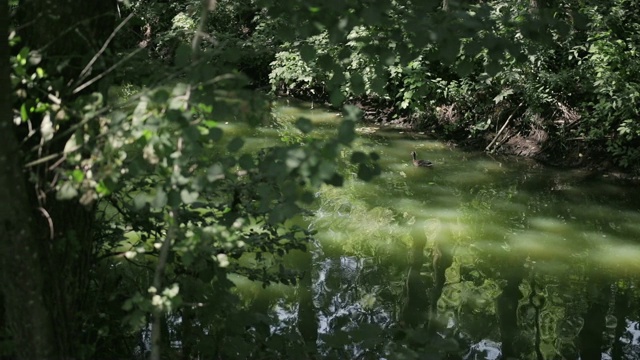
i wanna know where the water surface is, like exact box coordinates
[236,101,640,359]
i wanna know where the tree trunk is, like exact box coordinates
[3,0,117,358]
[0,1,57,358]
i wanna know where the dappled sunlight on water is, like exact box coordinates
[227,102,640,359]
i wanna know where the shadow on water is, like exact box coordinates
[232,102,640,359]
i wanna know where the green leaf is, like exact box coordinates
[327,69,346,89]
[286,148,306,169]
[239,154,255,170]
[295,117,313,134]
[28,50,42,66]
[350,73,365,95]
[370,76,386,95]
[227,137,244,153]
[493,88,514,104]
[96,181,111,196]
[71,169,84,183]
[350,151,367,163]
[299,44,316,62]
[20,103,28,121]
[56,182,78,200]
[204,120,218,128]
[343,105,362,121]
[168,190,181,208]
[180,189,199,204]
[133,194,148,210]
[174,44,192,68]
[485,60,502,77]
[209,127,223,141]
[300,190,315,203]
[455,59,474,77]
[438,37,460,64]
[357,163,380,181]
[337,120,355,145]
[152,188,168,208]
[325,173,343,186]
[330,91,345,107]
[207,163,224,182]
[317,160,336,180]
[152,89,170,103]
[317,54,335,69]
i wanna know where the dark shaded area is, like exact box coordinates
[578,281,610,360]
[496,262,525,359]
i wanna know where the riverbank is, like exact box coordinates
[345,98,640,181]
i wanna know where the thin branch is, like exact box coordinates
[23,153,61,168]
[75,12,135,86]
[72,47,144,94]
[123,256,156,271]
[47,153,67,171]
[36,207,54,240]
[486,102,523,152]
[191,0,217,60]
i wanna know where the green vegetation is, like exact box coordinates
[1,0,639,359]
[269,0,640,168]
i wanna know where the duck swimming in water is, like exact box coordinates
[411,151,433,167]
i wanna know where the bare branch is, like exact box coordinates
[191,0,217,60]
[72,47,144,94]
[76,13,135,86]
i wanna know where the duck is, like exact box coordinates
[411,151,433,167]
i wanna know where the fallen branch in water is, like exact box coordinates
[486,102,523,152]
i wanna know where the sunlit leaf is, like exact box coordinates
[71,169,84,183]
[20,103,28,121]
[180,189,199,204]
[133,194,148,210]
[56,182,78,200]
[152,188,168,208]
[40,113,54,142]
[207,163,224,182]
[286,148,305,169]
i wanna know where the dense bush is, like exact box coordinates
[268,0,640,168]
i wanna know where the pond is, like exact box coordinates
[231,100,640,359]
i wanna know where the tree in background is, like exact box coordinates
[3,0,120,357]
[1,0,56,358]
